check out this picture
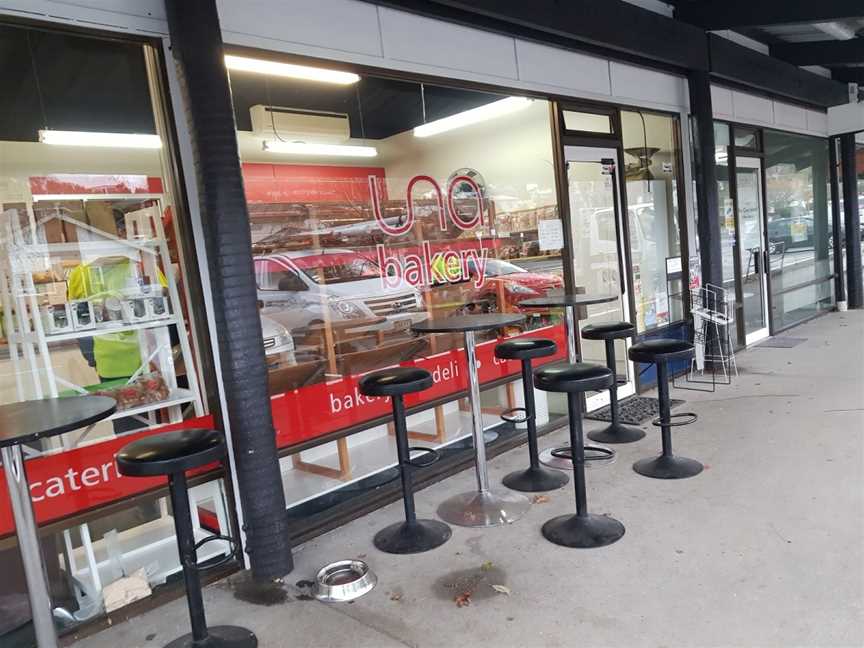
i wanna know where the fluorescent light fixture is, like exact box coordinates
[262,140,377,157]
[225,55,359,85]
[39,130,162,149]
[813,22,857,40]
[413,96,533,138]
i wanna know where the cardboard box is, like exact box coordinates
[85,201,118,237]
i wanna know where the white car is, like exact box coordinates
[254,249,425,337]
[260,314,296,366]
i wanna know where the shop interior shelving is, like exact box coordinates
[0,196,229,620]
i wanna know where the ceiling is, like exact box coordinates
[668,1,864,87]
[0,25,155,142]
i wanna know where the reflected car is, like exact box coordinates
[260,314,297,367]
[466,258,564,311]
[767,215,814,250]
[254,249,425,336]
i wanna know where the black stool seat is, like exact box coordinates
[495,338,557,360]
[358,366,449,554]
[628,339,702,480]
[581,321,635,340]
[116,428,256,648]
[494,338,567,493]
[535,363,614,394]
[629,339,694,364]
[534,362,625,549]
[116,429,225,477]
[359,367,433,396]
[582,323,644,446]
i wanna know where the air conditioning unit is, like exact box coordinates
[249,105,350,143]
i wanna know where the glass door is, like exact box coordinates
[564,146,634,409]
[735,157,770,344]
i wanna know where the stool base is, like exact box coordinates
[373,519,451,554]
[633,454,703,479]
[166,625,257,648]
[587,422,646,444]
[437,489,531,527]
[502,466,569,492]
[541,513,625,549]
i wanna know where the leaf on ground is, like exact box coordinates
[389,592,402,602]
[491,584,511,596]
[455,591,472,607]
[532,495,551,504]
[480,560,494,572]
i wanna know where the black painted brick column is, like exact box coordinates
[841,133,863,309]
[164,0,293,579]
[687,70,723,291]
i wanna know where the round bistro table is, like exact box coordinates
[0,395,116,648]
[521,293,620,471]
[412,313,529,527]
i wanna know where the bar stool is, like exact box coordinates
[582,321,646,445]
[495,338,569,492]
[116,429,256,648]
[534,364,625,548]
[628,339,703,479]
[359,367,452,554]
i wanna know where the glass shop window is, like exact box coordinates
[226,54,568,510]
[563,110,613,134]
[620,110,685,331]
[0,25,227,639]
[734,126,760,150]
[713,122,737,295]
[763,131,834,329]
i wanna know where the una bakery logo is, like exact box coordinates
[371,170,489,290]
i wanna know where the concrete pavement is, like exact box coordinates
[72,310,864,648]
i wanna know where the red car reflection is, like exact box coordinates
[467,258,564,312]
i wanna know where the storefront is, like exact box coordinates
[0,1,849,643]
[711,87,835,343]
[218,48,698,528]
[0,11,698,637]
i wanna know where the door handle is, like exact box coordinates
[753,248,761,275]
[763,249,769,275]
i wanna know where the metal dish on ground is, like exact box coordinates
[314,560,377,603]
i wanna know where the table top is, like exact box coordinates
[412,313,524,333]
[521,293,619,308]
[0,396,117,449]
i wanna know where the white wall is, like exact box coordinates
[711,85,828,137]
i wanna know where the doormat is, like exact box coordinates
[755,337,807,348]
[585,395,684,425]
